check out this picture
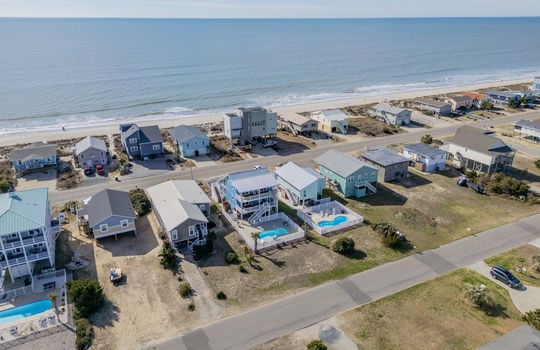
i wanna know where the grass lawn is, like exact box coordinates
[337,269,524,350]
[485,245,540,287]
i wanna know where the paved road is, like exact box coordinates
[145,213,540,350]
[49,111,539,205]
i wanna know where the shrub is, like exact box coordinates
[307,339,327,350]
[464,283,494,309]
[225,251,239,264]
[193,239,214,260]
[75,318,93,350]
[178,282,193,298]
[332,237,355,255]
[371,222,405,249]
[480,173,530,198]
[128,189,151,216]
[67,279,105,319]
[480,100,494,110]
[216,291,227,300]
[238,264,247,273]
[0,180,10,193]
[535,159,540,169]
[523,309,540,330]
[159,242,177,269]
[187,302,195,311]
[420,134,433,144]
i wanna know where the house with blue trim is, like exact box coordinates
[120,123,163,160]
[10,142,57,176]
[168,125,210,157]
[274,161,325,206]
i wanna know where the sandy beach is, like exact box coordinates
[0,78,531,147]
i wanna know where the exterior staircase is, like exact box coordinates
[356,180,377,194]
[283,187,298,206]
[249,202,271,225]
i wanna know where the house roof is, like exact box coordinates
[169,125,208,144]
[74,136,107,155]
[403,143,448,158]
[147,180,211,205]
[485,90,518,98]
[460,91,487,100]
[274,162,323,191]
[10,142,56,161]
[448,126,514,155]
[228,168,279,193]
[478,325,540,350]
[515,119,540,131]
[239,106,267,113]
[315,150,374,178]
[445,95,472,103]
[320,109,349,121]
[361,148,409,167]
[373,103,407,115]
[0,188,48,236]
[82,189,135,228]
[279,112,312,126]
[121,124,162,143]
[146,183,208,232]
[415,98,451,108]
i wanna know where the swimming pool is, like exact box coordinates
[258,227,288,239]
[0,299,53,325]
[318,215,349,228]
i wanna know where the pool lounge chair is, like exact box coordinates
[10,326,17,336]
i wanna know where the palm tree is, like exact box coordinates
[49,293,59,321]
[251,232,260,254]
[241,245,253,267]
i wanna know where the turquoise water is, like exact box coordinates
[318,215,349,228]
[1,18,540,134]
[259,227,288,239]
[0,299,53,325]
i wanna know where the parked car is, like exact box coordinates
[84,166,92,176]
[490,265,522,289]
[95,164,105,175]
[262,139,277,148]
[253,165,264,170]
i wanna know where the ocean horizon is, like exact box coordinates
[1,17,539,135]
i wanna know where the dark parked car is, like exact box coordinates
[490,265,522,289]
[84,166,93,176]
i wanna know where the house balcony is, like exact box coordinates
[0,250,49,268]
[236,189,277,202]
[1,234,46,250]
[51,219,61,234]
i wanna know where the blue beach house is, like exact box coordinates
[120,123,163,160]
[315,150,378,198]
[168,125,210,158]
[274,161,325,206]
[10,142,57,176]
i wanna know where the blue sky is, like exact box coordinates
[1,0,540,18]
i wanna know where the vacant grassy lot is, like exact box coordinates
[485,245,540,287]
[337,269,523,350]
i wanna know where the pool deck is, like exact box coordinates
[310,211,358,227]
[239,217,302,242]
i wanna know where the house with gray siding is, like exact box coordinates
[403,143,448,173]
[514,119,540,142]
[486,90,535,106]
[224,107,277,145]
[360,148,409,182]
[278,112,318,136]
[169,125,210,157]
[120,123,163,160]
[74,136,109,168]
[146,180,210,249]
[274,161,325,206]
[78,189,136,239]
[10,142,57,176]
[368,103,411,126]
[414,98,452,116]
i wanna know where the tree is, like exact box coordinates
[67,279,105,318]
[0,180,10,193]
[159,242,177,269]
[251,232,260,254]
[49,293,59,321]
[421,134,433,144]
[480,100,493,110]
[523,308,540,330]
[464,283,494,309]
[225,251,239,264]
[178,282,193,298]
[307,339,328,350]
[128,189,151,216]
[332,237,355,255]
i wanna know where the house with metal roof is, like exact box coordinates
[169,125,210,157]
[315,150,377,198]
[278,112,318,136]
[10,142,57,176]
[403,143,449,173]
[215,168,279,223]
[274,162,325,206]
[478,324,540,350]
[74,136,109,168]
[514,119,540,142]
[120,123,163,160]
[445,126,514,173]
[368,103,412,126]
[444,95,473,111]
[0,188,60,287]
[224,107,277,145]
[146,180,210,249]
[310,109,349,134]
[360,148,410,182]
[486,90,534,106]
[77,189,136,239]
[414,98,452,116]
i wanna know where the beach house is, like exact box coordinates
[224,107,277,145]
[444,95,473,112]
[215,168,279,222]
[514,120,540,143]
[310,109,349,134]
[445,126,514,173]
[460,92,488,109]
[315,150,377,198]
[168,125,210,157]
[0,188,60,286]
[403,143,449,173]
[414,98,452,116]
[531,77,540,96]
[274,161,325,206]
[147,180,211,249]
[120,123,163,160]
[10,142,57,176]
[74,136,109,168]
[486,90,535,106]
[360,148,409,182]
[77,189,136,239]
[368,103,411,126]
[278,112,318,136]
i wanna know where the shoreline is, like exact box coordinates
[0,77,531,147]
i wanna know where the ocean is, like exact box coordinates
[1,17,540,135]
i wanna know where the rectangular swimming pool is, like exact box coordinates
[0,299,53,325]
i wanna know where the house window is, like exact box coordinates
[120,220,129,228]
[100,224,108,232]
[186,143,189,148]
[372,171,376,177]
[80,154,84,159]
[171,230,178,241]
[152,145,161,151]
[189,226,196,237]
[100,152,104,156]
[130,146,138,152]
[129,138,137,144]
[17,160,22,165]
[347,176,354,183]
